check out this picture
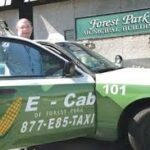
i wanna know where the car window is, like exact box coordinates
[0,40,43,77]
[0,38,70,77]
[57,42,117,73]
[40,49,65,77]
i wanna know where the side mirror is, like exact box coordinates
[64,61,75,77]
[115,55,123,67]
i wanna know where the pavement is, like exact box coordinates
[28,138,133,150]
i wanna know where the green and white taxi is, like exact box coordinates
[0,35,149,150]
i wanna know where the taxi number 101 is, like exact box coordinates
[103,84,126,95]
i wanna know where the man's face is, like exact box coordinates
[17,20,32,39]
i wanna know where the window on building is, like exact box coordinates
[24,0,37,3]
[64,29,74,41]
[0,0,38,7]
[0,0,12,7]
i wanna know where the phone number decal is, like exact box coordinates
[20,113,95,133]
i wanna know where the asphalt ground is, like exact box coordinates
[28,138,133,150]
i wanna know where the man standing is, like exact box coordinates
[5,18,43,76]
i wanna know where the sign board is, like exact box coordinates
[75,9,150,40]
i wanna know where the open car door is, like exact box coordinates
[0,36,96,150]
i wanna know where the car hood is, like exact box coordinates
[96,67,150,85]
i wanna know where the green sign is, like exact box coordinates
[75,9,150,40]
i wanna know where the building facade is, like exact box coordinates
[0,0,150,63]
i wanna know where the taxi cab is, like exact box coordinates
[0,20,149,150]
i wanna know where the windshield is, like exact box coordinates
[56,42,117,73]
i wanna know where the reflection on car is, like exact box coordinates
[36,40,120,77]
[0,37,77,77]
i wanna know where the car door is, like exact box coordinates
[0,37,96,150]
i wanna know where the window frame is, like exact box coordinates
[0,36,80,78]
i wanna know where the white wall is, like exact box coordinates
[33,1,75,39]
[94,35,150,61]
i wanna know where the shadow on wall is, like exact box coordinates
[123,58,150,68]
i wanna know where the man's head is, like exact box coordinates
[16,18,32,39]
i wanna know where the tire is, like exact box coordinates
[128,107,150,150]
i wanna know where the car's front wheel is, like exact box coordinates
[128,107,150,150]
